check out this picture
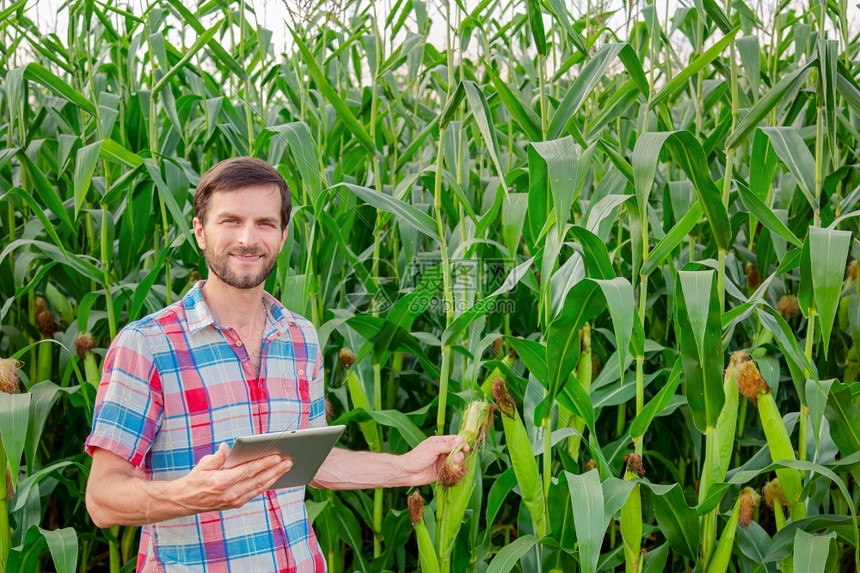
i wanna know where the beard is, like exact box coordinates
[205,246,278,289]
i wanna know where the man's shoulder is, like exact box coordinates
[115,299,188,342]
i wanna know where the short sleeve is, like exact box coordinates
[85,326,164,467]
[307,343,326,429]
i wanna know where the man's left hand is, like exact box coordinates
[401,435,466,487]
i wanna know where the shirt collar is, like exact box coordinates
[184,281,296,336]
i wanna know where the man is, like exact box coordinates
[85,157,463,572]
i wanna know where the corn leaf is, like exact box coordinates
[759,126,818,210]
[648,483,700,560]
[73,140,102,217]
[290,28,377,155]
[641,202,704,277]
[824,382,860,456]
[564,469,604,573]
[550,44,647,140]
[649,27,739,109]
[22,62,96,115]
[726,62,814,149]
[808,226,851,354]
[675,270,725,432]
[0,391,31,489]
[152,20,223,96]
[737,181,801,247]
[633,131,730,251]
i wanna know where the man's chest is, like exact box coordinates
[147,332,314,462]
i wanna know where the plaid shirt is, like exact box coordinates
[86,282,327,572]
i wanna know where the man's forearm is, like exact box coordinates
[309,448,415,490]
[87,470,190,528]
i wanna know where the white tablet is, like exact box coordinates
[223,425,346,489]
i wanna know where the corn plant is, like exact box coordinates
[2,0,860,571]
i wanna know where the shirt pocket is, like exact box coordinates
[264,348,310,431]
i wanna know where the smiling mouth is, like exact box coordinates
[230,253,264,262]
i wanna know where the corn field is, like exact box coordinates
[1,0,860,570]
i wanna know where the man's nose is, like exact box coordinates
[236,222,260,245]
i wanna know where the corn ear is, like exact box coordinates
[409,492,440,573]
[621,454,644,573]
[437,400,494,561]
[339,349,381,452]
[757,393,801,504]
[706,487,759,573]
[492,377,547,537]
[733,353,802,504]
[35,311,56,384]
[479,348,516,395]
[76,333,101,387]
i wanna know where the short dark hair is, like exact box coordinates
[194,157,292,230]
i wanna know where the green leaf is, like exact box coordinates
[530,137,577,233]
[73,140,102,217]
[336,182,439,240]
[726,62,814,149]
[0,391,31,489]
[152,20,223,96]
[99,139,144,168]
[549,44,647,140]
[808,227,851,354]
[543,0,588,56]
[22,63,96,115]
[564,470,604,573]
[569,226,615,280]
[674,270,724,432]
[486,467,517,526]
[485,65,541,141]
[463,81,508,192]
[546,281,605,399]
[630,358,683,441]
[759,127,818,209]
[819,39,838,167]
[290,28,377,155]
[0,188,65,255]
[524,0,546,55]
[165,0,246,79]
[373,265,442,364]
[737,180,801,247]
[648,483,700,560]
[793,530,837,573]
[737,35,761,99]
[649,27,739,109]
[486,535,539,573]
[17,150,74,232]
[143,160,196,250]
[442,257,534,346]
[25,382,76,473]
[824,381,860,456]
[633,131,730,250]
[39,527,78,573]
[641,202,703,277]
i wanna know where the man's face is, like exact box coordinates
[192,185,288,290]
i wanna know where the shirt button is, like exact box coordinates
[236,340,243,347]
[298,369,304,376]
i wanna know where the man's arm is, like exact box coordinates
[86,444,293,528]
[309,435,463,490]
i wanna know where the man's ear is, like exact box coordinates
[279,224,289,249]
[193,217,206,250]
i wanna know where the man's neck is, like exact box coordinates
[200,276,267,332]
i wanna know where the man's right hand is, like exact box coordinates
[178,443,293,512]
[86,445,293,528]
